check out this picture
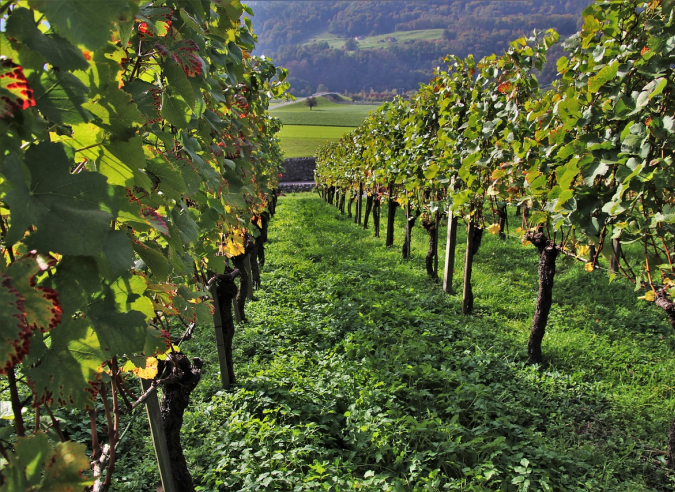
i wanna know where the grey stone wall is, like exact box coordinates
[280,157,315,182]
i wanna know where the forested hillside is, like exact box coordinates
[247,0,592,95]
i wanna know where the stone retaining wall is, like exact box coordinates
[281,157,315,182]
[278,182,316,193]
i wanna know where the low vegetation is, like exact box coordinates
[112,193,675,491]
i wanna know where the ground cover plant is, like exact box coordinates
[112,193,675,491]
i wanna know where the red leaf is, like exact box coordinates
[497,82,514,94]
[0,60,36,119]
[168,39,202,77]
[0,274,29,375]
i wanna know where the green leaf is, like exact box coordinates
[132,240,171,281]
[5,8,89,71]
[588,61,618,93]
[99,137,147,188]
[31,71,91,125]
[1,145,115,256]
[88,291,147,356]
[637,78,667,108]
[163,61,196,109]
[123,80,162,125]
[0,432,93,490]
[25,317,106,408]
[28,0,132,51]
[145,154,187,200]
[83,88,144,139]
[52,256,100,317]
[100,230,135,280]
[161,92,191,128]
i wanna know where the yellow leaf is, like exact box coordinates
[487,223,501,235]
[641,290,656,302]
[584,262,594,272]
[122,357,159,379]
[577,245,590,258]
[134,357,158,379]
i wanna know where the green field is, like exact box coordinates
[271,96,380,157]
[304,28,445,50]
[277,125,353,158]
[271,97,379,127]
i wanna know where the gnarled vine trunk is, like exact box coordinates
[497,202,508,240]
[257,211,270,268]
[214,268,240,386]
[402,204,420,259]
[462,221,483,314]
[385,188,398,248]
[232,235,254,322]
[373,196,381,237]
[160,354,203,492]
[527,233,558,364]
[363,194,373,229]
[422,218,438,280]
[356,181,363,225]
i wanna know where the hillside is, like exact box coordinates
[246,0,593,96]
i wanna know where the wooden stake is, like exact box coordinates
[141,379,176,492]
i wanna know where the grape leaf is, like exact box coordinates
[5,7,89,71]
[163,61,195,109]
[31,70,91,125]
[0,273,29,375]
[52,256,100,317]
[132,239,171,281]
[88,292,147,356]
[588,61,618,93]
[5,254,62,333]
[145,152,187,200]
[83,87,144,140]
[0,432,93,490]
[28,0,132,51]
[25,317,105,408]
[123,79,162,124]
[158,38,203,78]
[161,91,191,128]
[0,60,36,119]
[0,144,115,255]
[100,230,135,280]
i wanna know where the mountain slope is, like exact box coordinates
[247,0,593,96]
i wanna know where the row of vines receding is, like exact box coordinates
[0,0,288,489]
[315,0,675,467]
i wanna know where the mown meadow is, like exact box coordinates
[108,193,675,491]
[270,97,379,157]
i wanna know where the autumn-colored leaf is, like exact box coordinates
[0,60,35,119]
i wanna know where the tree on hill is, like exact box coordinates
[344,37,359,51]
[305,96,318,110]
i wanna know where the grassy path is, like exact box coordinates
[116,193,675,491]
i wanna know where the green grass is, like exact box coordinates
[277,125,353,158]
[111,193,675,491]
[271,97,379,127]
[305,28,445,50]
